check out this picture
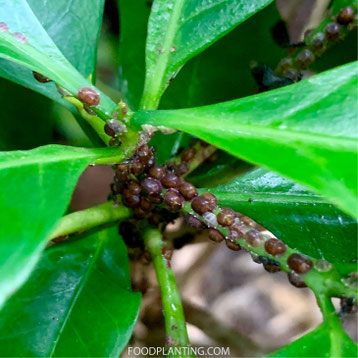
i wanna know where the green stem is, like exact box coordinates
[316,294,342,358]
[172,142,217,176]
[64,96,112,145]
[50,201,131,239]
[181,200,358,300]
[143,228,194,358]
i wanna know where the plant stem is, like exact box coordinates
[316,294,342,358]
[143,228,194,358]
[50,201,131,239]
[171,141,217,176]
[180,201,358,300]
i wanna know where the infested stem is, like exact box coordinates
[173,141,217,176]
[143,228,193,358]
[316,294,343,358]
[181,200,358,300]
[50,201,131,240]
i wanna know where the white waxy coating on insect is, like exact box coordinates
[202,212,218,227]
[315,259,332,272]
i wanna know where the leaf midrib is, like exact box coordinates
[49,234,107,357]
[159,113,358,149]
[144,0,185,107]
[211,191,329,205]
[0,147,121,170]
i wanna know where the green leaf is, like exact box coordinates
[0,0,116,118]
[0,144,123,308]
[268,322,358,358]
[150,131,194,164]
[207,168,357,267]
[134,62,358,217]
[161,3,286,109]
[0,78,54,150]
[0,227,141,357]
[0,0,104,103]
[188,152,252,188]
[141,0,274,109]
[118,0,151,109]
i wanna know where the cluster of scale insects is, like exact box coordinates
[252,6,357,92]
[103,140,321,291]
[10,3,355,305]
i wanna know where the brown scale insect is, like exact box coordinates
[141,177,162,196]
[128,181,142,195]
[164,189,184,211]
[148,195,163,204]
[104,124,116,137]
[185,214,205,229]
[33,71,51,83]
[337,6,355,25]
[264,238,286,256]
[162,247,173,262]
[217,208,236,227]
[229,223,247,239]
[105,119,126,136]
[263,263,281,273]
[324,22,341,41]
[137,144,152,164]
[131,158,145,175]
[277,57,293,74]
[175,162,189,176]
[78,87,100,106]
[13,32,28,43]
[285,69,300,82]
[133,207,146,218]
[122,189,141,208]
[311,32,325,50]
[201,192,217,208]
[225,239,241,251]
[287,253,313,274]
[208,228,224,243]
[179,182,198,200]
[296,49,315,69]
[0,22,9,32]
[288,272,307,288]
[191,193,217,215]
[244,229,264,247]
[149,165,166,179]
[140,197,153,212]
[161,172,181,188]
[181,147,196,162]
[240,216,258,228]
[148,212,162,225]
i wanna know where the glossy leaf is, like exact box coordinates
[134,62,358,217]
[0,78,53,150]
[0,0,116,118]
[0,0,104,105]
[150,131,194,164]
[118,0,151,109]
[207,168,357,267]
[141,0,274,109]
[188,151,252,187]
[268,322,358,358]
[0,227,141,357]
[0,144,123,308]
[161,3,286,109]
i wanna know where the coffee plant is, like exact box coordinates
[0,0,357,357]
